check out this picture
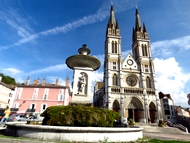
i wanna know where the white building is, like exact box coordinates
[0,76,15,109]
[159,92,176,123]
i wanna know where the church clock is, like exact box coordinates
[127,59,133,65]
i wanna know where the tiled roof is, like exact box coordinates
[17,83,69,88]
[0,81,15,90]
[159,92,173,100]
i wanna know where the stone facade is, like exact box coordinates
[93,5,162,123]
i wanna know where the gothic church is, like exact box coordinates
[93,5,162,123]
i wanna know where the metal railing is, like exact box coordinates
[167,120,188,133]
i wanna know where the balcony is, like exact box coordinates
[10,108,19,112]
[26,109,36,112]
[124,88,143,94]
[111,87,121,93]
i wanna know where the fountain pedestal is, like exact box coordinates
[66,44,100,106]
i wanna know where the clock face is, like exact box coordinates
[126,76,137,86]
[127,59,133,65]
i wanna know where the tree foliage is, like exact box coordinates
[0,73,16,85]
[41,105,121,127]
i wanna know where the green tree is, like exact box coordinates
[0,73,16,85]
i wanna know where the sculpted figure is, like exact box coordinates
[78,73,86,94]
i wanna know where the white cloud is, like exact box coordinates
[47,76,65,86]
[28,64,68,75]
[152,35,190,57]
[2,68,22,75]
[0,8,33,38]
[15,77,24,84]
[154,57,190,106]
[91,71,103,83]
[0,0,140,51]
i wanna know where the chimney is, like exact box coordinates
[33,80,36,85]
[55,78,58,85]
[65,76,69,86]
[25,76,30,85]
[42,77,46,86]
[36,78,40,85]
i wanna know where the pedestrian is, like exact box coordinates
[0,105,11,127]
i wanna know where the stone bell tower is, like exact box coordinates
[66,44,101,105]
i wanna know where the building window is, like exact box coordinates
[9,93,12,97]
[32,88,39,100]
[142,44,148,56]
[113,62,117,70]
[146,77,151,88]
[59,89,63,94]
[145,65,149,72]
[28,103,36,112]
[112,41,114,53]
[111,41,117,53]
[41,104,47,112]
[163,99,168,104]
[164,110,170,115]
[43,88,49,100]
[14,103,19,108]
[115,42,117,53]
[31,104,35,109]
[16,88,23,99]
[112,74,118,86]
[164,104,169,109]
[58,95,64,101]
[43,94,47,100]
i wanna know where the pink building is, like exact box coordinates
[12,77,71,114]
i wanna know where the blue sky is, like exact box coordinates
[0,0,190,107]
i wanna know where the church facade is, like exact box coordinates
[93,5,163,123]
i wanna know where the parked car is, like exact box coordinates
[0,113,4,120]
[7,114,27,122]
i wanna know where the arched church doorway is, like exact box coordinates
[127,97,143,122]
[128,101,139,122]
[112,100,120,112]
[149,102,156,123]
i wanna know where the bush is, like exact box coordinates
[158,120,165,127]
[41,105,121,127]
[128,118,135,125]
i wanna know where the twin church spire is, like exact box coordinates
[133,8,149,42]
[106,5,148,41]
[106,5,120,36]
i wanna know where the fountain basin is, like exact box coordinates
[5,122,143,142]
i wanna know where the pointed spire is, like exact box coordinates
[25,76,30,85]
[106,4,120,36]
[55,78,58,85]
[132,27,135,42]
[116,20,119,29]
[109,4,116,26]
[135,7,142,32]
[143,23,147,33]
[42,77,46,85]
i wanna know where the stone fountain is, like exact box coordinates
[66,44,100,106]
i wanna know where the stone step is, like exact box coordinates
[140,126,189,135]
